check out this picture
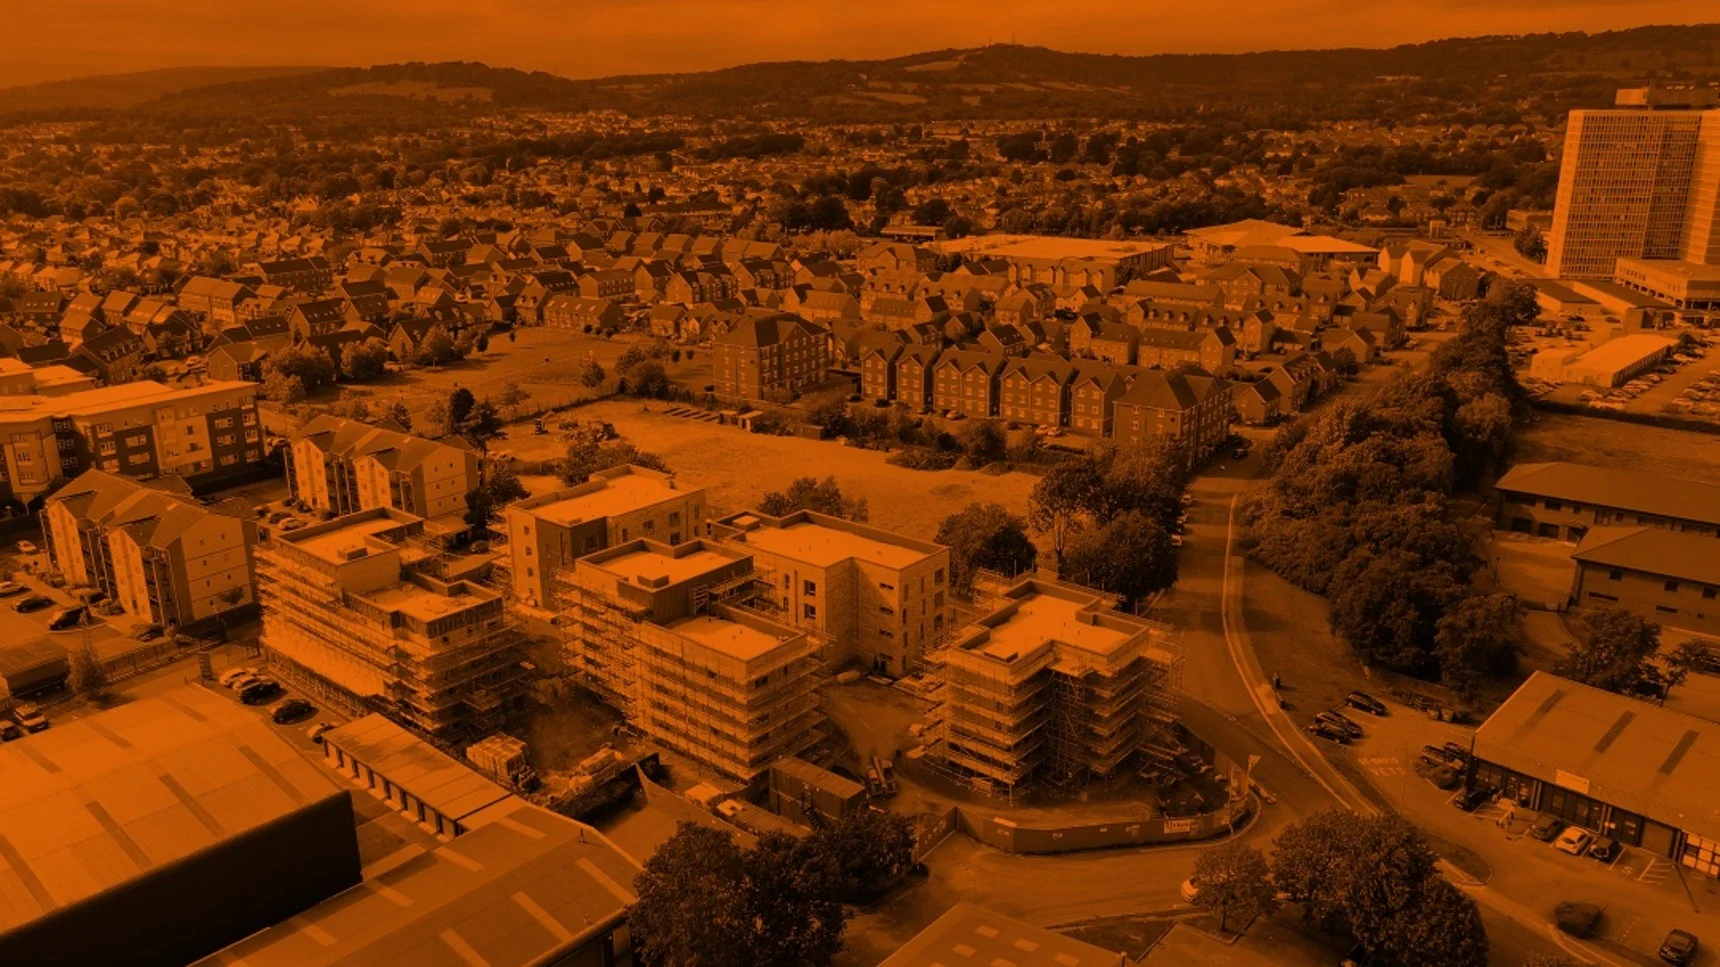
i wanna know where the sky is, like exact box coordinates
[3,0,1712,88]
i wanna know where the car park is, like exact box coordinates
[14,594,53,614]
[1453,787,1491,811]
[239,680,283,705]
[1345,691,1387,716]
[1554,827,1594,856]
[12,702,48,733]
[1529,815,1565,841]
[47,606,87,631]
[272,699,314,723]
[1587,837,1619,863]
[1660,930,1699,965]
[0,581,25,597]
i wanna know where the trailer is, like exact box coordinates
[0,637,70,701]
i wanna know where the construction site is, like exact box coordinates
[562,538,828,781]
[256,508,530,742]
[920,575,1185,803]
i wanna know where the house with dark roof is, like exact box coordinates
[894,344,943,411]
[711,314,832,400]
[1570,526,1720,635]
[1136,326,1236,375]
[859,335,907,402]
[931,350,1006,419]
[998,356,1075,427]
[1496,462,1720,543]
[70,326,146,385]
[288,415,478,520]
[1234,377,1282,426]
[287,298,352,341]
[1113,369,1232,464]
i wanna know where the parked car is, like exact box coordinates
[1587,837,1620,863]
[15,541,37,555]
[1429,766,1461,790]
[1179,878,1200,904]
[1442,742,1471,764]
[12,702,48,733]
[1529,815,1565,842]
[218,667,258,688]
[1422,744,1460,765]
[47,606,88,631]
[0,581,26,597]
[13,594,53,614]
[1345,691,1387,716]
[272,699,314,723]
[1453,787,1491,811]
[1316,710,1364,739]
[279,518,308,533]
[1556,901,1602,938]
[0,720,21,741]
[133,624,164,641]
[239,680,283,705]
[1660,929,1699,965]
[1306,721,1349,744]
[1555,827,1594,856]
[306,721,338,744]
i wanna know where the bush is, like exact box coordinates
[885,448,958,471]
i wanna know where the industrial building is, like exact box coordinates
[1614,256,1720,310]
[710,509,951,675]
[1546,87,1720,280]
[258,508,529,741]
[929,234,1175,288]
[1473,672,1720,877]
[201,724,641,967]
[924,578,1178,798]
[42,469,258,631]
[1570,526,1720,636]
[321,714,515,840]
[1495,461,1720,541]
[565,538,825,779]
[0,686,361,967]
[504,464,708,610]
[286,414,480,521]
[1526,333,1679,387]
[882,902,1124,967]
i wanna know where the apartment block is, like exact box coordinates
[710,509,951,676]
[565,539,824,779]
[42,469,258,631]
[503,465,708,609]
[1547,87,1720,279]
[287,415,478,521]
[712,313,832,400]
[1112,370,1233,467]
[1571,527,1720,636]
[0,379,263,508]
[258,509,527,740]
[925,578,1177,797]
[1495,461,1720,542]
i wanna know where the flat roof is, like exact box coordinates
[665,613,791,661]
[322,715,511,822]
[1475,672,1720,841]
[196,799,640,967]
[290,516,404,564]
[365,581,496,623]
[731,516,929,570]
[976,592,1133,661]
[1616,257,1720,283]
[527,472,685,527]
[1571,334,1678,370]
[595,545,737,589]
[881,901,1122,967]
[0,686,343,934]
[929,233,1170,262]
[1497,461,1720,529]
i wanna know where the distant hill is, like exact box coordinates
[0,65,327,113]
[15,25,1720,124]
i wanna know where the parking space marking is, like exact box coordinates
[1638,856,1672,883]
[1358,755,1404,777]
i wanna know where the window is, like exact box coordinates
[878,628,893,638]
[1544,500,1562,512]
[1609,569,1623,582]
[1706,587,1717,600]
[879,604,894,615]
[1657,605,1679,615]
[1666,580,1680,593]
[803,603,817,620]
[803,580,817,596]
[934,568,945,587]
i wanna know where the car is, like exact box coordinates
[12,702,48,733]
[239,680,283,705]
[133,624,164,641]
[1555,827,1594,856]
[279,518,308,532]
[306,721,338,743]
[1660,929,1699,965]
[15,541,37,555]
[1345,691,1387,716]
[47,606,87,631]
[218,667,258,688]
[1170,534,1184,547]
[1429,765,1461,790]
[0,720,21,741]
[1557,901,1603,938]
[1422,743,1461,765]
[272,699,315,723]
[1179,878,1200,903]
[266,510,291,524]
[1442,741,1470,763]
[1587,837,1619,863]
[1316,710,1364,739]
[1306,721,1349,744]
[1453,787,1491,811]
[0,581,25,597]
[14,594,53,614]
[1528,815,1566,842]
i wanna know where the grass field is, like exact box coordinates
[1516,410,1720,483]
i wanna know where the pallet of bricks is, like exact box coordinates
[465,733,537,789]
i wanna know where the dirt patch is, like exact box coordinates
[1058,913,1187,959]
[1517,410,1720,484]
[516,686,631,775]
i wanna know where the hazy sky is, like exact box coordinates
[4,1,1711,88]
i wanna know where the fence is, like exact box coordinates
[953,794,1254,854]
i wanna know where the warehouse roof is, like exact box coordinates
[1496,461,1720,529]
[1475,672,1720,842]
[322,715,510,823]
[881,902,1123,967]
[0,686,343,934]
[197,799,639,967]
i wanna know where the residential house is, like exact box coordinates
[1112,370,1232,466]
[931,350,1005,418]
[287,415,478,521]
[998,357,1075,427]
[712,314,832,400]
[1135,327,1236,375]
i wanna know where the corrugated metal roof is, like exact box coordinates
[323,715,510,822]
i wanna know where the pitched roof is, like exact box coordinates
[1572,526,1720,586]
[1496,462,1720,529]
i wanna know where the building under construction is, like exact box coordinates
[564,538,825,780]
[924,577,1179,799]
[257,508,529,742]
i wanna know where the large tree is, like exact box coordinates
[1557,607,1661,695]
[1190,841,1277,933]
[1027,456,1105,567]
[1061,511,1176,609]
[630,824,753,967]
[758,476,868,522]
[934,502,1038,595]
[1433,592,1522,702]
